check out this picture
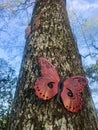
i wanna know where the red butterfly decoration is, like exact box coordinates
[34,57,88,112]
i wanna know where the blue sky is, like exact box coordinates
[0,0,98,109]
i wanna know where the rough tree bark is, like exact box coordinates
[8,0,98,130]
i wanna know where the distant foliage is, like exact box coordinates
[0,58,17,130]
[84,61,98,96]
[85,61,98,83]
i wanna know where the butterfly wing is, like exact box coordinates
[34,57,60,100]
[72,75,88,92]
[39,57,59,78]
[61,76,88,112]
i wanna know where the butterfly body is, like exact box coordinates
[34,57,88,112]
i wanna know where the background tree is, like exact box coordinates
[0,58,17,130]
[8,0,98,130]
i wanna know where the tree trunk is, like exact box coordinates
[8,0,98,130]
